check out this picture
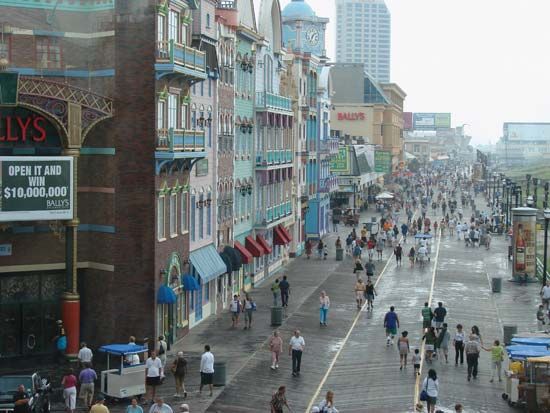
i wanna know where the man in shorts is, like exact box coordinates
[421,302,433,332]
[230,295,241,327]
[384,306,400,346]
[199,345,214,396]
[433,302,447,331]
[541,281,550,310]
[145,351,163,403]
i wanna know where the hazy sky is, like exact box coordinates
[277,0,550,145]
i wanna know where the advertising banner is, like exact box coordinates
[0,156,74,221]
[374,150,392,173]
[403,112,413,130]
[434,113,451,128]
[330,147,350,173]
[512,209,537,280]
[413,113,435,129]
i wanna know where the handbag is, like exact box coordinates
[419,378,429,401]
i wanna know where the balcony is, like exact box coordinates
[255,149,293,168]
[155,40,207,80]
[156,128,206,154]
[319,176,339,193]
[255,91,293,113]
[320,138,340,155]
[258,202,293,227]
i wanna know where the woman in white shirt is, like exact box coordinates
[319,291,330,326]
[422,369,439,413]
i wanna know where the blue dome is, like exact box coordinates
[282,0,315,18]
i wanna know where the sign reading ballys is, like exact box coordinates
[374,150,392,174]
[337,112,366,121]
[330,147,350,173]
[0,156,73,221]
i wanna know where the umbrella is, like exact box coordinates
[415,234,433,239]
[375,192,394,200]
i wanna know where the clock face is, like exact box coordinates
[305,27,320,46]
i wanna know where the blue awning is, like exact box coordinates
[157,284,177,304]
[182,274,200,291]
[189,244,227,284]
[98,344,148,356]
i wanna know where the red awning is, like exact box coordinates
[274,225,289,246]
[234,241,253,264]
[279,225,292,242]
[245,235,264,257]
[256,234,272,254]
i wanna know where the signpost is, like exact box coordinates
[374,150,392,173]
[330,147,350,173]
[0,156,74,221]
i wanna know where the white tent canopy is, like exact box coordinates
[376,192,394,200]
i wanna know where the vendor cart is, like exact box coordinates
[98,344,149,400]
[343,208,359,226]
[525,356,550,412]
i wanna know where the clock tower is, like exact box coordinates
[281,0,329,58]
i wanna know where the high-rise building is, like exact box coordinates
[336,0,391,83]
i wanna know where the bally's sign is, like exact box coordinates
[337,112,366,121]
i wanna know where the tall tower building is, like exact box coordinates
[336,0,391,83]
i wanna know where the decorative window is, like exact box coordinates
[168,94,177,129]
[169,193,177,236]
[0,36,10,61]
[206,13,211,29]
[169,10,179,42]
[180,191,188,233]
[190,194,196,241]
[157,196,166,240]
[36,37,61,69]
[157,100,165,129]
[207,193,212,235]
[198,194,204,239]
[157,14,165,43]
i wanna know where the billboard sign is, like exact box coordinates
[434,113,451,128]
[413,113,451,130]
[374,150,392,173]
[403,112,413,130]
[512,210,537,280]
[330,147,350,173]
[0,156,74,221]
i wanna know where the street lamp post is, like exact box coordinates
[533,178,539,208]
[526,174,532,198]
[543,209,550,286]
[544,182,549,209]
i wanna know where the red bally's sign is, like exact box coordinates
[0,115,47,142]
[337,112,366,121]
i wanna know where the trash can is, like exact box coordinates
[271,306,283,326]
[336,248,344,261]
[491,277,502,293]
[213,361,226,386]
[503,325,517,345]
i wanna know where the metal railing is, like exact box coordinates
[157,128,206,152]
[255,91,292,112]
[156,40,206,73]
[256,149,293,166]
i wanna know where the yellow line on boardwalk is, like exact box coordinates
[413,226,443,408]
[304,216,414,413]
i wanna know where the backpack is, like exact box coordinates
[469,230,475,239]
[353,246,361,256]
[57,335,67,351]
[159,342,165,355]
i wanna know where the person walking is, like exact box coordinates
[157,336,168,379]
[230,295,241,328]
[78,363,97,409]
[365,280,377,311]
[412,349,422,376]
[242,293,255,330]
[77,342,93,368]
[61,369,77,413]
[483,339,504,383]
[148,398,173,413]
[422,369,439,413]
[433,302,447,331]
[365,259,375,282]
[376,237,383,260]
[465,334,481,381]
[126,398,143,413]
[269,330,283,370]
[401,223,409,243]
[90,395,109,413]
[384,306,400,346]
[199,345,214,396]
[394,243,403,267]
[289,330,305,377]
[409,246,416,268]
[537,304,547,332]
[423,327,437,364]
[317,240,324,259]
[398,331,410,370]
[453,324,465,366]
[421,302,433,332]
[145,351,163,403]
[305,239,313,259]
[354,278,366,309]
[271,279,280,307]
[541,281,550,310]
[317,390,339,413]
[319,291,330,326]
[270,386,290,413]
[171,352,187,399]
[436,323,451,364]
[279,276,290,308]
